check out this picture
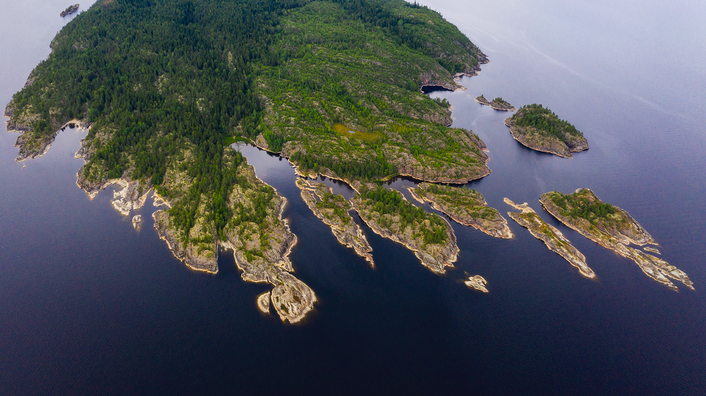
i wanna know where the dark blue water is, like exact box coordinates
[1,1,705,394]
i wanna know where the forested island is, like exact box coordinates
[505,104,588,158]
[475,95,515,111]
[60,4,79,17]
[540,189,693,291]
[5,0,493,321]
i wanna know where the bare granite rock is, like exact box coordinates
[221,163,316,323]
[465,275,489,293]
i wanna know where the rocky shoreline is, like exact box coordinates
[504,115,588,159]
[153,209,219,274]
[505,198,595,279]
[6,97,89,162]
[409,183,512,239]
[220,165,317,324]
[350,188,459,274]
[296,179,374,267]
[540,189,693,291]
[421,54,489,93]
[475,96,515,111]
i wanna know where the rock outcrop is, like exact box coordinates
[221,164,316,323]
[475,95,515,111]
[153,209,219,274]
[505,105,588,158]
[60,4,79,17]
[465,275,489,292]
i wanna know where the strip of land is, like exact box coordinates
[505,198,595,279]
[475,95,515,111]
[409,182,512,239]
[351,184,458,274]
[296,178,374,267]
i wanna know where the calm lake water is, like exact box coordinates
[1,1,705,394]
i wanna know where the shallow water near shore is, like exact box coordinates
[1,0,705,394]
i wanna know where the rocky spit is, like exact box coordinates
[60,4,79,17]
[220,165,316,324]
[257,291,271,314]
[296,179,374,267]
[505,198,595,279]
[540,189,693,291]
[474,96,515,111]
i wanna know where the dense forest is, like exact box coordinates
[8,0,486,242]
[513,104,583,140]
[549,191,618,226]
[358,185,448,245]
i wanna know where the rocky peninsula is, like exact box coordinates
[475,95,515,111]
[505,104,588,158]
[540,189,693,291]
[296,179,374,267]
[5,98,89,163]
[351,184,459,274]
[465,275,489,293]
[409,183,512,239]
[60,4,79,17]
[505,198,595,279]
[220,162,317,323]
